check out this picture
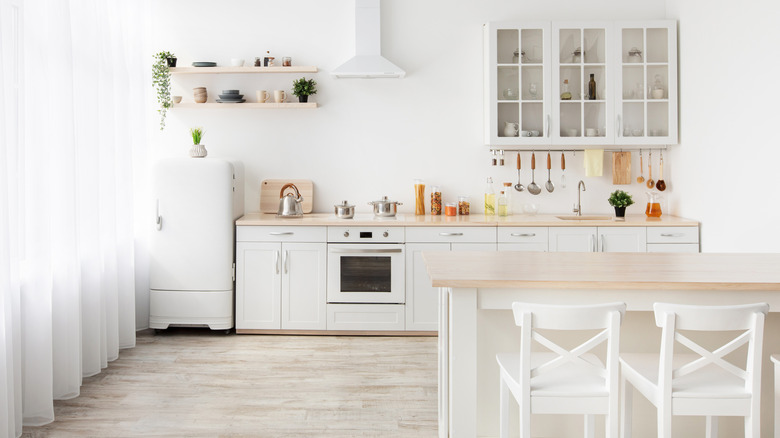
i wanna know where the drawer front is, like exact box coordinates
[647,243,700,253]
[326,304,405,331]
[647,227,699,244]
[405,226,496,243]
[497,227,549,244]
[236,226,326,242]
[498,242,548,252]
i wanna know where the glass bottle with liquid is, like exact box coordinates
[497,190,508,217]
[645,192,663,217]
[484,177,495,216]
[561,79,572,100]
[588,74,597,100]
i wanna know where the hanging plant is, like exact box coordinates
[152,51,176,130]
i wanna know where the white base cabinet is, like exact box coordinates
[548,226,647,252]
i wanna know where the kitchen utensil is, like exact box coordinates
[656,151,666,191]
[611,151,632,185]
[637,150,645,184]
[334,200,355,219]
[560,152,567,188]
[277,183,304,218]
[368,196,402,217]
[545,152,555,193]
[527,152,542,195]
[646,150,655,189]
[514,153,525,192]
[260,179,313,213]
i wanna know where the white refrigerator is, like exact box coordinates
[150,158,244,330]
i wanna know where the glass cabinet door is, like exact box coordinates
[615,21,678,145]
[552,22,614,145]
[485,22,551,147]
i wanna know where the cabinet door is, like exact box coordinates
[405,243,450,331]
[281,242,327,330]
[485,22,552,147]
[597,227,647,252]
[549,227,597,252]
[614,21,677,145]
[552,22,614,146]
[235,242,281,330]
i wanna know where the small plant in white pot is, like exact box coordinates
[189,127,207,158]
[608,190,634,218]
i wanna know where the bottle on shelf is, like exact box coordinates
[588,74,597,100]
[498,190,508,217]
[561,79,572,100]
[484,177,495,216]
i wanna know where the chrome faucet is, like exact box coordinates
[573,180,586,216]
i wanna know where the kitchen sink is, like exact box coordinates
[555,215,612,221]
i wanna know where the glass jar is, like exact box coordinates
[445,203,457,216]
[431,186,442,215]
[414,179,425,215]
[458,196,470,215]
[628,47,643,63]
[645,192,663,217]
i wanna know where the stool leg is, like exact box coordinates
[621,376,632,438]
[584,414,595,438]
[705,416,717,438]
[499,378,509,438]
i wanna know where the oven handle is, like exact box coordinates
[329,248,403,254]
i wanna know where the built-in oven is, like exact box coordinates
[327,226,405,304]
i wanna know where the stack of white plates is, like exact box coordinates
[216,89,245,104]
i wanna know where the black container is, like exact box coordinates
[614,206,626,218]
[166,57,177,68]
[298,95,308,103]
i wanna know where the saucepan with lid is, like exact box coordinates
[368,196,402,217]
[334,200,355,219]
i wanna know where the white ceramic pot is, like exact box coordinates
[190,144,207,158]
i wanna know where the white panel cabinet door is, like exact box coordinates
[597,226,647,252]
[406,243,450,332]
[235,242,281,330]
[548,227,597,252]
[281,242,327,330]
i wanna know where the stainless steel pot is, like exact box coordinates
[334,200,355,219]
[368,196,402,217]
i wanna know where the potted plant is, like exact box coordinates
[291,77,317,103]
[189,127,207,158]
[152,51,176,130]
[608,190,634,218]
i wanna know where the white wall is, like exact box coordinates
[151,0,667,220]
[666,0,780,252]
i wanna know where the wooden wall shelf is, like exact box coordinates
[173,102,318,109]
[170,66,318,74]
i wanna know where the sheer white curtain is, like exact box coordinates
[1,0,148,436]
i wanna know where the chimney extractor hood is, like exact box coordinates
[332,0,405,79]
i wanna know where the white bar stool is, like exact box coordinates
[496,302,626,438]
[772,354,780,438]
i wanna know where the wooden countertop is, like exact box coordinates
[422,251,780,291]
[236,213,698,227]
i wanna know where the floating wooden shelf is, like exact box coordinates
[170,66,318,74]
[173,102,318,109]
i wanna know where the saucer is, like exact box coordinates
[192,61,217,67]
[216,99,246,103]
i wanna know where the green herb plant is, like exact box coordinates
[292,77,318,97]
[190,127,203,145]
[607,190,635,208]
[152,51,176,130]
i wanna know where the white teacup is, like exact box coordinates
[585,128,597,137]
[230,58,244,67]
[256,90,269,103]
[530,130,540,137]
[274,90,286,103]
[566,128,578,137]
[520,130,531,137]
[172,95,182,104]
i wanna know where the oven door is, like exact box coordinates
[327,244,405,304]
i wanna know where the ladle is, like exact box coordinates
[637,149,645,184]
[528,152,542,195]
[656,151,666,191]
[646,150,655,189]
[514,153,525,192]
[545,152,555,193]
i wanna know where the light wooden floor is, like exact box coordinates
[23,329,438,437]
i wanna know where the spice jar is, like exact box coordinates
[445,203,457,216]
[458,196,470,215]
[431,186,442,215]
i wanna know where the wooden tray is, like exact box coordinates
[260,179,313,214]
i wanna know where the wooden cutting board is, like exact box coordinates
[260,179,313,213]
[612,152,632,185]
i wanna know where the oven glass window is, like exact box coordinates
[340,256,391,292]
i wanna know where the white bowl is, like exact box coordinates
[230,58,244,67]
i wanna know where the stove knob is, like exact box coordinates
[383,231,389,238]
[343,231,350,238]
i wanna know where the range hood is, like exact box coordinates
[331,0,405,79]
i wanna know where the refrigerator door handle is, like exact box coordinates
[274,250,280,274]
[155,200,162,230]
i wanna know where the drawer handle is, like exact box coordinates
[510,233,536,237]
[660,233,685,237]
[438,232,464,236]
[269,232,294,236]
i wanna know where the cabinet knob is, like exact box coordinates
[383,231,389,238]
[343,231,349,238]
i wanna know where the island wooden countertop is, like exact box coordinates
[422,251,780,291]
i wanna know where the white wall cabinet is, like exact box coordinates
[235,227,326,331]
[484,20,677,149]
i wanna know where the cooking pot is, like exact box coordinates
[368,196,402,217]
[277,183,304,218]
[334,200,355,219]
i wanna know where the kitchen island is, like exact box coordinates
[423,251,780,437]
